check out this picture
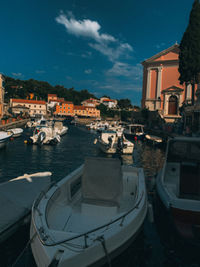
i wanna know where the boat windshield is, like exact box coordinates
[131,126,143,134]
[167,140,200,162]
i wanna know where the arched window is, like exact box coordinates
[168,95,178,115]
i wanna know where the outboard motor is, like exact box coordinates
[117,136,124,154]
[107,136,113,148]
[37,131,46,145]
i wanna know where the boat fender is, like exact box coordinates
[94,138,97,144]
[48,250,64,267]
[147,203,154,223]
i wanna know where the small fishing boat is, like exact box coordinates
[30,126,60,145]
[31,157,147,267]
[0,131,13,149]
[124,124,145,141]
[156,137,200,244]
[0,172,52,243]
[95,130,134,154]
[7,128,23,138]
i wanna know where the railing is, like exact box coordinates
[32,183,145,247]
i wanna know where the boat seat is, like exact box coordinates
[82,157,123,207]
[179,162,200,200]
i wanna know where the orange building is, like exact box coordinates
[141,44,197,122]
[55,101,74,116]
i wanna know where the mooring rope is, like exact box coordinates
[96,236,112,267]
[11,232,37,267]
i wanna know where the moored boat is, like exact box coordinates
[156,137,200,244]
[30,157,147,267]
[145,134,163,147]
[53,121,68,136]
[0,131,13,149]
[124,124,145,141]
[30,126,61,145]
[7,128,23,138]
[0,172,52,243]
[95,130,134,154]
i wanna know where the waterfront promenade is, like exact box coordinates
[0,119,29,131]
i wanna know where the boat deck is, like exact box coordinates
[47,170,138,234]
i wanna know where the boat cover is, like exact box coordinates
[82,157,123,206]
[0,172,52,239]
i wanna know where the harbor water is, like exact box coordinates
[0,124,199,267]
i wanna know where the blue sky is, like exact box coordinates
[0,0,194,106]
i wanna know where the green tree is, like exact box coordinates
[179,0,200,104]
[118,99,132,109]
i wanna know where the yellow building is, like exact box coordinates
[74,105,88,117]
[0,74,5,118]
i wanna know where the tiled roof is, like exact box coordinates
[48,94,57,97]
[12,99,46,104]
[74,105,86,110]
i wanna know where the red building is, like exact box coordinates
[141,44,197,122]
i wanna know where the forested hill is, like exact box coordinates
[4,76,96,105]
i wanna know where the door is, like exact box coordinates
[168,95,178,115]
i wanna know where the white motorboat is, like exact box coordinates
[0,172,52,243]
[124,124,145,141]
[95,130,134,154]
[30,126,61,145]
[156,137,200,243]
[0,131,13,149]
[30,157,147,267]
[7,128,23,138]
[54,121,68,136]
[145,134,163,147]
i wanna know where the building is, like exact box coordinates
[81,98,100,107]
[10,99,47,117]
[85,106,100,118]
[74,105,88,117]
[55,101,74,116]
[100,97,118,108]
[0,74,5,118]
[11,104,29,115]
[48,94,58,102]
[141,44,197,122]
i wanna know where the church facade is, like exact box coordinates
[141,44,196,122]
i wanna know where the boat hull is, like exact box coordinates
[31,198,147,267]
[124,132,145,141]
[156,173,200,246]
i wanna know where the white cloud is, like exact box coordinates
[56,13,116,43]
[84,69,92,74]
[55,12,133,63]
[12,72,22,77]
[107,62,142,79]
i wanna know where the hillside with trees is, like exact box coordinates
[4,76,96,105]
